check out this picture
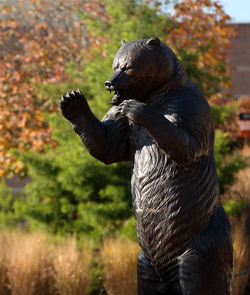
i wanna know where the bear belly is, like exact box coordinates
[130,136,220,277]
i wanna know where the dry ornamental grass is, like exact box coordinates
[231,215,250,295]
[0,231,9,295]
[101,237,140,295]
[0,231,93,295]
[0,226,250,294]
[225,167,250,202]
[52,236,92,295]
[5,231,54,295]
[224,167,250,295]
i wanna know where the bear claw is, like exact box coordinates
[59,95,67,104]
[59,90,78,106]
[59,89,86,114]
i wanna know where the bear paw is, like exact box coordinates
[59,89,89,123]
[119,99,151,125]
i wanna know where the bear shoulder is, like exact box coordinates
[152,86,212,124]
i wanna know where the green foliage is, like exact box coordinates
[118,216,138,241]
[0,179,13,213]
[214,130,246,194]
[13,114,131,240]
[211,102,240,125]
[0,179,23,227]
[223,200,248,216]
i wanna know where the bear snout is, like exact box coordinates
[105,80,112,89]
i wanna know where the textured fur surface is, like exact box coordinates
[59,38,233,294]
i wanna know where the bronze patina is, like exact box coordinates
[59,37,233,295]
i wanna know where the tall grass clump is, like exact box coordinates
[101,237,140,295]
[225,167,250,202]
[5,231,54,295]
[0,231,93,295]
[0,231,9,295]
[222,167,250,294]
[52,236,92,295]
[231,215,250,295]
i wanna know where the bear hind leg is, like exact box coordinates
[179,249,232,295]
[137,251,181,295]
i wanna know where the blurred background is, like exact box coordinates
[0,0,250,294]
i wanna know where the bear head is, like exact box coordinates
[105,37,187,105]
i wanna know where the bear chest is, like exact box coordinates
[128,122,173,205]
[129,122,168,174]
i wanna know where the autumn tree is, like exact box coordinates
[10,0,244,236]
[0,0,239,178]
[0,0,89,176]
[167,0,236,98]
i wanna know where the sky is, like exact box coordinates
[219,0,250,23]
[164,0,250,23]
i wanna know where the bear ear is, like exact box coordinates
[120,40,127,46]
[146,37,161,47]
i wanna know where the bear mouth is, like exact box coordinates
[109,90,127,106]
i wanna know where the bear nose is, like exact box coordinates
[105,81,112,88]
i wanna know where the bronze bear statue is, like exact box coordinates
[59,37,233,295]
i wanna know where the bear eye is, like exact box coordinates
[119,65,136,75]
[125,68,136,76]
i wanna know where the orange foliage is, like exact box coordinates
[0,0,237,176]
[0,0,88,176]
[239,96,250,112]
[167,0,237,97]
